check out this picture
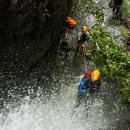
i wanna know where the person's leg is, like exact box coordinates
[75,92,83,108]
[113,3,117,16]
[115,5,120,16]
[71,92,83,115]
[84,95,94,119]
[75,43,80,55]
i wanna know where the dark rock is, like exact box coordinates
[125,35,130,51]
[0,0,74,75]
[126,16,130,29]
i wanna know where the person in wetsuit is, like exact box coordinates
[75,25,90,55]
[75,69,101,108]
[113,0,123,16]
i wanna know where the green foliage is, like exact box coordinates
[93,11,104,23]
[120,27,130,38]
[122,0,130,18]
[121,83,130,103]
[87,24,130,102]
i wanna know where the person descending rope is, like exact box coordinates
[79,69,101,96]
[75,69,101,108]
[75,25,90,55]
[66,16,77,29]
[110,0,123,17]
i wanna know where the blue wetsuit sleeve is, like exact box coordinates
[78,78,88,96]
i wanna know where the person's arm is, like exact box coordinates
[78,78,88,96]
[77,32,82,43]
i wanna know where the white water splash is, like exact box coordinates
[0,78,109,130]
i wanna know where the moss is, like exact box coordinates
[121,86,130,103]
[120,27,130,37]
[122,0,130,19]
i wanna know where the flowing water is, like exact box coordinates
[0,0,130,130]
[0,59,119,130]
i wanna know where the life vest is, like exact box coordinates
[66,17,77,27]
[81,34,87,41]
[81,33,88,41]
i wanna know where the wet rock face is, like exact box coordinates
[126,16,130,29]
[0,0,11,35]
[125,36,130,51]
[0,0,72,40]
[0,0,73,74]
[125,16,130,51]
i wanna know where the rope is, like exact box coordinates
[82,43,89,72]
[84,55,88,72]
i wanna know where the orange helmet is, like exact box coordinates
[82,25,89,32]
[66,16,77,27]
[91,69,101,81]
